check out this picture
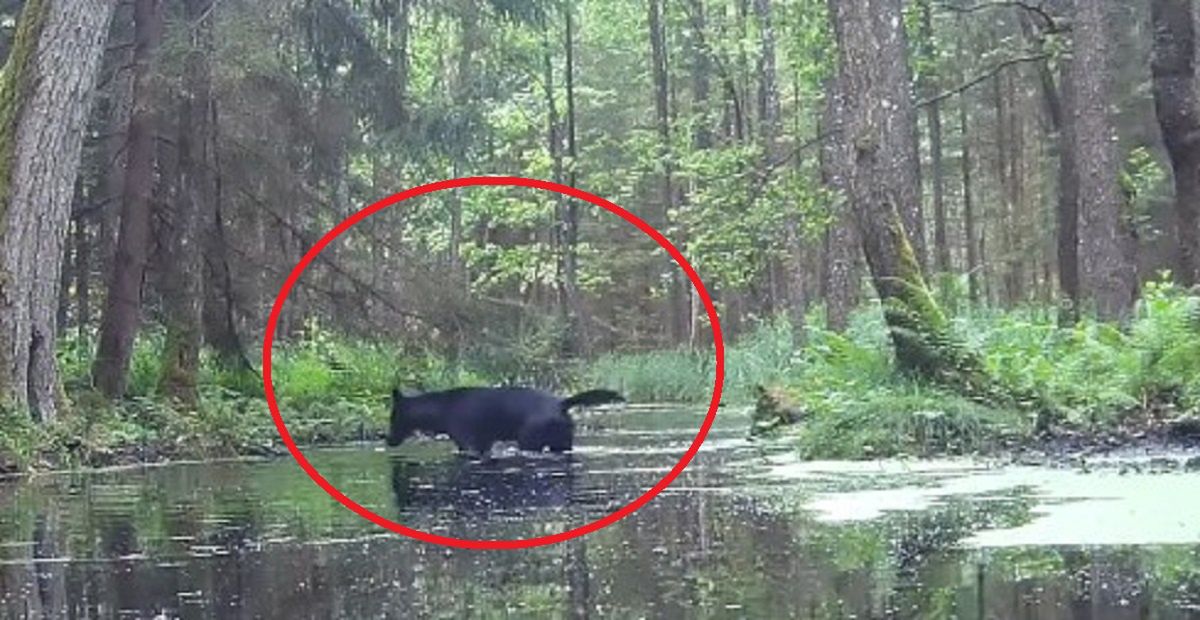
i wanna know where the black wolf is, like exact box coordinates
[386,387,625,456]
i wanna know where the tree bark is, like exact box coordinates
[1069,0,1138,320]
[0,0,115,419]
[95,0,136,283]
[1150,0,1200,287]
[93,0,163,399]
[820,75,860,332]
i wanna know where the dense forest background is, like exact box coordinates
[0,0,1198,467]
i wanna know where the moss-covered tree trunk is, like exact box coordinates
[0,0,115,420]
[827,0,992,394]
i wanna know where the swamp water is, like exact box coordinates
[1,405,1199,619]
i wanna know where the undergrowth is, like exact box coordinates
[768,277,1200,458]
[3,325,497,472]
[3,278,1197,471]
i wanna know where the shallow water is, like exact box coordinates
[1,406,1199,618]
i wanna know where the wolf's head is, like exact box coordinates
[387,388,416,447]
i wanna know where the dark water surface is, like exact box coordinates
[2,405,1199,618]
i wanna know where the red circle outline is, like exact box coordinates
[262,176,725,549]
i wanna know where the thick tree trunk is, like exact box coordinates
[158,0,214,405]
[0,0,115,420]
[1055,55,1082,322]
[1070,0,1137,321]
[1150,0,1200,287]
[830,0,991,390]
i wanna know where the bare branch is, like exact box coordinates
[918,53,1050,108]
[935,1,1063,33]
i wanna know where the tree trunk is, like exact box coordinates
[95,1,136,283]
[93,0,163,399]
[1017,9,1081,318]
[1150,0,1200,287]
[920,1,950,277]
[0,0,115,420]
[56,222,72,337]
[74,215,91,341]
[754,0,804,336]
[961,94,980,304]
[561,0,586,356]
[1051,44,1083,322]
[688,0,712,346]
[648,0,685,343]
[1070,0,1138,320]
[158,0,214,405]
[830,0,993,390]
[993,71,1020,305]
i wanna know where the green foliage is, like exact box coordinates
[765,282,1200,458]
[961,276,1200,426]
[0,402,41,470]
[1121,146,1169,237]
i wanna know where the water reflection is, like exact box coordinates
[390,454,580,520]
[0,407,1196,618]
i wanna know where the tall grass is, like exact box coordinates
[583,317,796,403]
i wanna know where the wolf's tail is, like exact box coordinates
[560,389,625,413]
